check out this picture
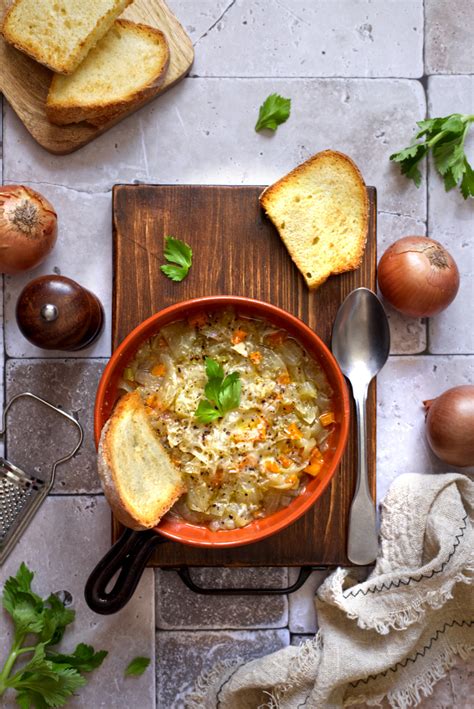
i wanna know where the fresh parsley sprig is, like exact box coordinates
[195,357,241,424]
[255,93,291,132]
[124,656,150,677]
[160,236,193,282]
[0,563,107,708]
[390,113,474,198]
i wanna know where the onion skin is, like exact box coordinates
[424,385,474,467]
[0,185,58,274]
[378,236,459,317]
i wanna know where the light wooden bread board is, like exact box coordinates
[0,0,193,154]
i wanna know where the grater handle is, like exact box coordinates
[0,392,83,490]
[84,527,164,614]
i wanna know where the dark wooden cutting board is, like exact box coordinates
[112,184,376,566]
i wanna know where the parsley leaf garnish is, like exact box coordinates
[390,112,474,198]
[160,236,193,282]
[49,643,108,672]
[195,357,241,423]
[124,656,151,677]
[255,93,291,132]
[0,563,107,707]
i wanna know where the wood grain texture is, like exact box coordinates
[112,184,377,567]
[0,0,193,154]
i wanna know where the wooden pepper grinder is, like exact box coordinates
[16,275,104,351]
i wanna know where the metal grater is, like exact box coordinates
[0,392,83,564]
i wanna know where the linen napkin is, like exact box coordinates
[186,473,473,709]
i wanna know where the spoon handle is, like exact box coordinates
[347,382,378,565]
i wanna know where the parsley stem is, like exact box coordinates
[15,646,37,656]
[426,130,449,148]
[0,638,24,694]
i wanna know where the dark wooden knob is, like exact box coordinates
[16,275,104,351]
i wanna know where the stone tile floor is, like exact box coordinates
[0,1,473,707]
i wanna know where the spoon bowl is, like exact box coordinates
[332,288,390,384]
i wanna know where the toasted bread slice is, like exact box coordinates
[1,0,133,74]
[98,391,185,531]
[260,150,369,290]
[46,20,169,125]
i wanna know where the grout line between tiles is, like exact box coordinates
[154,627,291,636]
[390,352,474,358]
[156,624,290,633]
[186,74,428,80]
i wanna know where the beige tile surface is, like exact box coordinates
[425,0,474,74]
[5,359,105,493]
[3,185,112,358]
[156,629,289,708]
[427,76,474,355]
[377,355,474,503]
[3,78,426,219]
[0,497,155,709]
[156,567,288,629]
[377,212,427,354]
[169,0,424,78]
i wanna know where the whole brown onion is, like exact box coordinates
[424,385,474,467]
[378,236,459,317]
[0,185,57,274]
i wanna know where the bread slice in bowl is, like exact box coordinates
[1,0,133,74]
[260,150,369,290]
[46,20,169,125]
[98,391,186,531]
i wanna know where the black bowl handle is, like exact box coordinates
[84,528,164,614]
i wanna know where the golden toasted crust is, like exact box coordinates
[260,150,369,290]
[85,85,161,127]
[1,0,134,74]
[46,21,170,125]
[97,391,186,531]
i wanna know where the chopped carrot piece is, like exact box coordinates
[249,351,262,364]
[281,402,294,412]
[265,460,280,473]
[151,363,166,376]
[238,455,252,469]
[287,474,299,487]
[320,411,336,427]
[145,393,164,410]
[287,423,303,440]
[256,417,267,441]
[210,468,224,487]
[277,372,290,385]
[231,329,248,344]
[278,454,292,469]
[188,311,208,327]
[309,446,324,464]
[265,330,287,346]
[305,446,324,475]
[305,461,323,476]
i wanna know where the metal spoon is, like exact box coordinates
[331,288,390,565]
